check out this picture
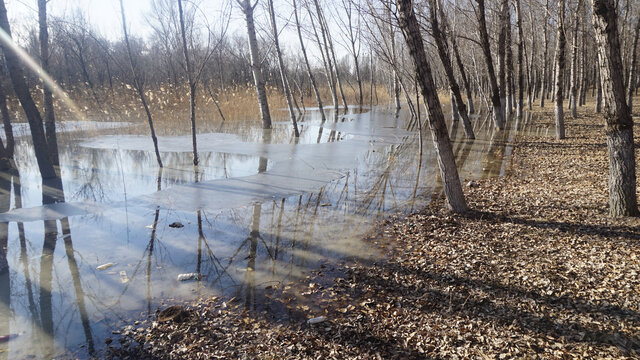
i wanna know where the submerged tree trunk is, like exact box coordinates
[475,0,504,129]
[293,0,326,123]
[592,0,638,216]
[178,0,199,165]
[0,0,55,179]
[451,33,474,114]
[0,80,14,159]
[38,0,59,167]
[396,0,467,213]
[555,0,567,139]
[240,0,272,129]
[429,0,474,138]
[268,0,299,137]
[119,0,162,168]
[307,2,338,114]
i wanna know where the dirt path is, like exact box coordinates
[109,106,640,359]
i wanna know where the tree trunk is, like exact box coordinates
[119,0,163,168]
[307,2,338,114]
[555,0,567,139]
[505,7,514,116]
[596,64,602,112]
[0,0,56,179]
[396,0,467,213]
[515,0,524,120]
[429,0,474,138]
[475,0,504,129]
[592,0,638,216]
[389,2,401,111]
[627,16,640,110]
[268,0,299,137]
[451,34,474,114]
[240,0,272,129]
[178,0,199,165]
[315,2,348,112]
[38,0,59,166]
[569,0,582,118]
[293,0,326,122]
[0,81,14,158]
[497,0,509,119]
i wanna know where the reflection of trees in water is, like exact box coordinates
[0,170,11,360]
[0,167,96,358]
[147,169,162,314]
[61,218,95,355]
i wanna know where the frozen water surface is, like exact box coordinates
[0,107,535,359]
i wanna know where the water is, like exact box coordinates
[0,107,534,359]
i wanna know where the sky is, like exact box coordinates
[3,0,356,66]
[4,0,237,41]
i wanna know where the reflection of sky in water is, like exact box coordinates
[0,108,536,359]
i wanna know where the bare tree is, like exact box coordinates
[475,0,505,130]
[554,0,567,139]
[592,0,638,216]
[515,0,524,119]
[238,0,272,129]
[177,0,199,165]
[540,0,550,107]
[396,0,467,213]
[38,0,59,166]
[267,0,299,137]
[0,0,56,179]
[292,0,326,122]
[428,0,474,139]
[569,0,583,118]
[119,0,163,168]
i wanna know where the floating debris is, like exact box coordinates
[169,222,184,228]
[119,270,129,284]
[177,273,202,282]
[96,262,116,271]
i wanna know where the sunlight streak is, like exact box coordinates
[0,28,84,120]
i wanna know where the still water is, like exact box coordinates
[0,106,534,358]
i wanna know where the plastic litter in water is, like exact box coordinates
[177,273,202,282]
[119,270,129,284]
[96,262,116,271]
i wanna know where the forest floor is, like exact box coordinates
[109,105,640,359]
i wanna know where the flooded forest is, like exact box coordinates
[0,0,639,358]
